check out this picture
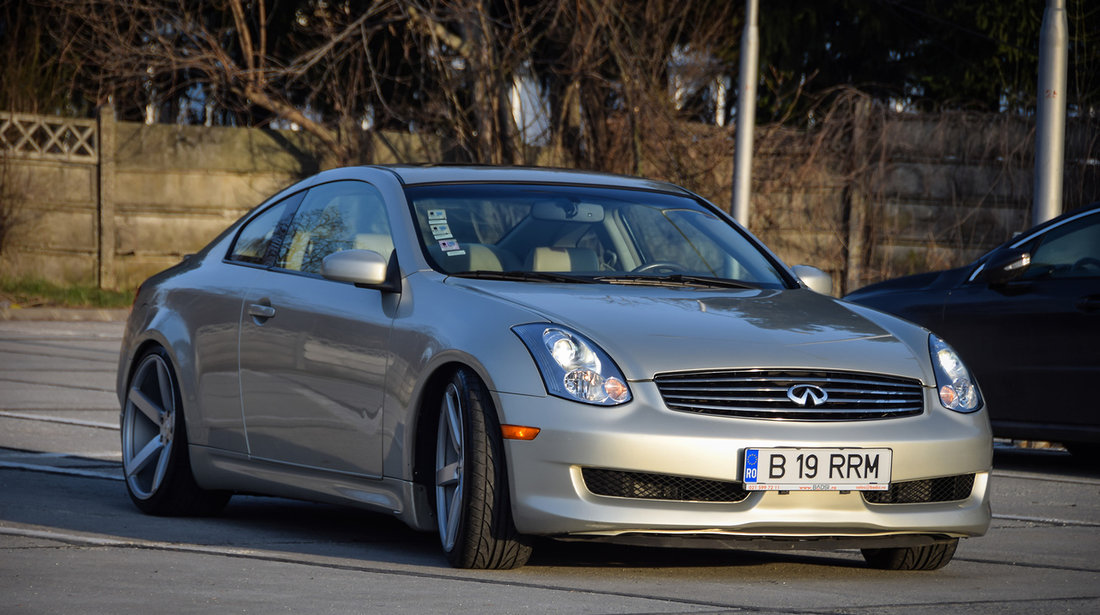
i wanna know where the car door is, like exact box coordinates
[938,210,1100,433]
[238,180,397,477]
[191,190,304,453]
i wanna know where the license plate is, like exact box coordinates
[743,448,892,491]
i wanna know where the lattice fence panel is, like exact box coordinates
[0,112,97,162]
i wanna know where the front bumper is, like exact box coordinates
[497,382,992,541]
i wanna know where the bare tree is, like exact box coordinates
[531,0,735,176]
[50,0,406,162]
[400,0,559,164]
[44,0,737,168]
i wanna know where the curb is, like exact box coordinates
[0,306,129,322]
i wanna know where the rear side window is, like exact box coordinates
[227,193,302,264]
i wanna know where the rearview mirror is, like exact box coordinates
[791,265,833,295]
[532,200,605,222]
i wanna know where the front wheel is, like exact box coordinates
[861,538,958,570]
[121,347,230,516]
[434,368,532,569]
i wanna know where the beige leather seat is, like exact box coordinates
[434,243,508,272]
[527,247,599,272]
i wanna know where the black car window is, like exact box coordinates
[227,195,299,265]
[275,181,392,274]
[1021,212,1100,280]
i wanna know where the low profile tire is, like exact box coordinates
[434,368,532,569]
[861,538,958,571]
[121,347,230,516]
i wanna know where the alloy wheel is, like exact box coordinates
[435,382,465,551]
[122,353,177,500]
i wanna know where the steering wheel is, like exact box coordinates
[1072,257,1100,273]
[632,261,686,274]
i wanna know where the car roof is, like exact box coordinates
[372,164,691,194]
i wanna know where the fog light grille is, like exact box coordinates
[862,474,975,504]
[581,468,750,503]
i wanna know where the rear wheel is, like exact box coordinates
[121,347,230,516]
[861,538,958,570]
[434,368,532,569]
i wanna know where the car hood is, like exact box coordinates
[449,280,930,382]
[844,269,950,298]
[844,264,975,301]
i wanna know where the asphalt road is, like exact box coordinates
[1,320,1098,614]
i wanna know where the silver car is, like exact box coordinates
[117,166,992,570]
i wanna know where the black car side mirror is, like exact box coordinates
[984,249,1031,286]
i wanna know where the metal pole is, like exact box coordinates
[731,0,758,227]
[1033,0,1068,226]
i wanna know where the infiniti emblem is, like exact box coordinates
[787,384,828,407]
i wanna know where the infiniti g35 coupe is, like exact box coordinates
[117,166,991,570]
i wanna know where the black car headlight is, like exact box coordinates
[513,324,631,406]
[929,334,982,413]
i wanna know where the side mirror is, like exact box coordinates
[791,265,833,295]
[321,249,397,290]
[983,249,1031,286]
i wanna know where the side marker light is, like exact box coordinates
[501,425,541,440]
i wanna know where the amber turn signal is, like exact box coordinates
[501,424,540,440]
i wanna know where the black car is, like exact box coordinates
[845,203,1100,460]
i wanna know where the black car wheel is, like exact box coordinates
[861,538,958,571]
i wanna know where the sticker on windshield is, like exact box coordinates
[431,223,453,240]
[428,209,447,220]
[439,239,461,252]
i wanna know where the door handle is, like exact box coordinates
[1076,296,1100,313]
[248,304,276,319]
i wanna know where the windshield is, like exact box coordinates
[405,183,790,289]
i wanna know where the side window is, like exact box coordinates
[275,181,393,274]
[227,194,300,264]
[1022,213,1100,280]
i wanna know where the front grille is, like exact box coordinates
[863,474,975,504]
[654,369,924,420]
[582,468,750,503]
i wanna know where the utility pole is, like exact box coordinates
[731,0,758,227]
[1033,0,1068,226]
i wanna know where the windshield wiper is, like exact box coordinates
[594,274,758,289]
[452,270,597,284]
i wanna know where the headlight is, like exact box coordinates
[929,334,982,412]
[513,324,632,406]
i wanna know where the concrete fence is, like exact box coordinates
[1,106,1096,293]
[1,107,330,289]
